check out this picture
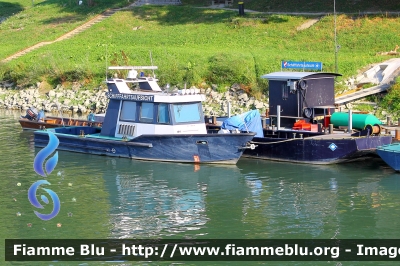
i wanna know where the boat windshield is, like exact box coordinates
[172,103,202,123]
[158,103,170,124]
[120,101,137,121]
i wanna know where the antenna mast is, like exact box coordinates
[150,51,155,78]
[334,0,339,74]
[105,45,108,80]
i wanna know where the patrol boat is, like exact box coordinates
[34,66,255,164]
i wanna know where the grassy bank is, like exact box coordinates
[243,0,400,13]
[0,0,128,59]
[1,2,400,98]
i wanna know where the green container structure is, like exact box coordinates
[330,112,382,129]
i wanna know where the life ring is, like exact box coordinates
[303,107,313,119]
[298,80,308,90]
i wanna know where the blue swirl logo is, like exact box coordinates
[29,131,61,220]
[33,131,59,177]
[28,180,60,220]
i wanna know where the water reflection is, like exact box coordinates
[237,159,400,239]
[2,109,400,246]
[101,158,244,239]
[110,172,207,238]
[97,156,400,240]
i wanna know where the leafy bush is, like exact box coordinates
[183,61,203,87]
[207,53,255,88]
[378,77,400,117]
[0,63,7,81]
[1,63,27,84]
[157,56,184,87]
[353,103,374,113]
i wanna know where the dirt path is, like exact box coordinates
[0,1,149,64]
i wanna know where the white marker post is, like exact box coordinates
[277,105,281,130]
[348,110,352,133]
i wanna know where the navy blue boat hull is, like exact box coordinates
[244,135,393,164]
[376,143,400,171]
[34,127,255,164]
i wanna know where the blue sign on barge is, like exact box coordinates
[34,66,256,164]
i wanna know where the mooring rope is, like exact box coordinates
[250,139,298,145]
[250,136,367,145]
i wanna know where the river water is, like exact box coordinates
[1,109,400,266]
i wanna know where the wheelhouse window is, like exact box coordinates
[173,103,202,123]
[157,103,170,124]
[120,101,137,121]
[140,102,154,123]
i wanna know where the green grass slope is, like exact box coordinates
[0,1,400,97]
[183,0,400,13]
[0,0,127,59]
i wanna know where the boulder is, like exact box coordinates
[238,92,248,101]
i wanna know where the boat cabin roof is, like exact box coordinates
[106,66,205,103]
[261,72,341,81]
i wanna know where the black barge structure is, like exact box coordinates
[244,72,392,164]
